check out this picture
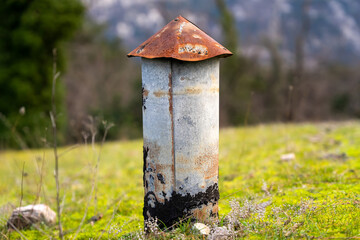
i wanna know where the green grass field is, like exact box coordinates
[0,121,360,239]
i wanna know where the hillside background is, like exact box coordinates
[1,0,360,148]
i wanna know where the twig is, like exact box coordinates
[6,221,29,240]
[7,212,53,239]
[34,151,46,205]
[96,195,125,240]
[244,92,254,126]
[19,162,25,208]
[94,121,114,213]
[286,85,294,121]
[83,116,97,152]
[161,214,194,232]
[50,48,63,240]
[0,113,27,150]
[58,144,80,158]
[60,193,66,215]
[72,121,114,240]
[1,232,9,240]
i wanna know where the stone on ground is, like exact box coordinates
[7,204,56,230]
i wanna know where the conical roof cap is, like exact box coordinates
[128,15,232,61]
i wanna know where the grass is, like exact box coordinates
[0,121,359,239]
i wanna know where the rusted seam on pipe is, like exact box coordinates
[152,88,219,97]
[168,61,176,189]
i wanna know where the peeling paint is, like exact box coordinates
[142,87,149,110]
[178,22,186,34]
[178,44,208,56]
[136,42,149,54]
[157,173,165,184]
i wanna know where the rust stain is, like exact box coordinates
[153,91,168,97]
[204,154,219,180]
[154,87,218,97]
[168,68,176,188]
[193,149,219,180]
[209,87,219,93]
[127,15,232,61]
[156,164,169,172]
[191,207,207,222]
[185,87,202,94]
[176,155,191,164]
[210,74,217,85]
[143,88,149,97]
[168,87,218,95]
[212,204,219,215]
[156,26,168,38]
[190,203,218,223]
[195,152,217,166]
[154,180,165,204]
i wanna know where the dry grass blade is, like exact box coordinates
[284,222,304,237]
[6,210,53,239]
[1,232,9,240]
[50,48,63,240]
[96,195,126,240]
[6,221,29,240]
[0,113,27,150]
[72,121,114,240]
[58,144,80,158]
[19,162,25,208]
[33,151,46,205]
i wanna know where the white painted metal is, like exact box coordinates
[142,57,219,223]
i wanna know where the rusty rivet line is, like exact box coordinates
[168,61,176,189]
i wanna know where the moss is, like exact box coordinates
[0,121,359,238]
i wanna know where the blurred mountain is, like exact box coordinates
[84,0,360,66]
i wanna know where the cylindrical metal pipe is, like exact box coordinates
[142,57,219,228]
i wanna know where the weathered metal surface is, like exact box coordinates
[128,15,232,62]
[142,58,219,228]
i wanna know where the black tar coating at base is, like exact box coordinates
[143,146,149,188]
[144,183,219,229]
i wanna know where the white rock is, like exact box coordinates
[7,204,56,230]
[280,153,296,162]
[193,222,210,235]
[208,226,231,240]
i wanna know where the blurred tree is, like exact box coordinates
[288,0,312,121]
[263,37,286,120]
[0,0,84,148]
[216,0,262,125]
[63,18,141,143]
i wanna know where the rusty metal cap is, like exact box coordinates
[127,15,233,61]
